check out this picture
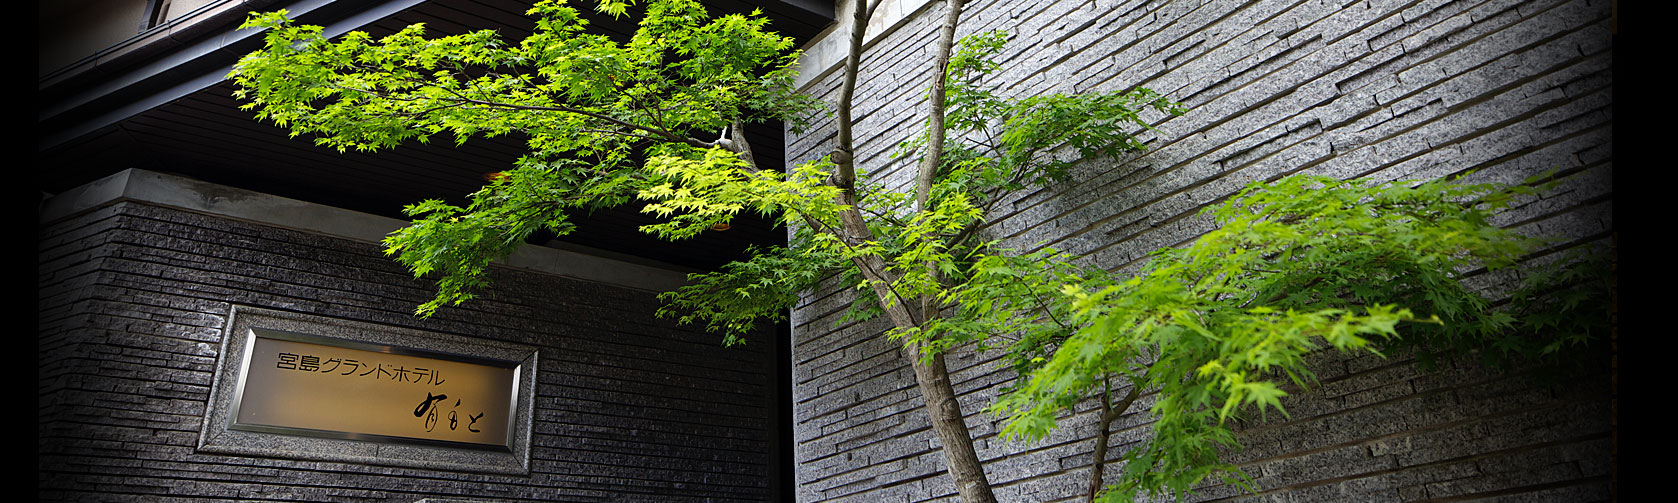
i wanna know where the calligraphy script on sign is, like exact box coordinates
[231,330,517,448]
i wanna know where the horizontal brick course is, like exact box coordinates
[39,201,779,502]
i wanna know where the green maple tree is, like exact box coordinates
[230,1,1609,501]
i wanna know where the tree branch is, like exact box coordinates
[914,0,964,214]
[1088,382,1141,503]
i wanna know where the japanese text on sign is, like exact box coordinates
[232,331,517,448]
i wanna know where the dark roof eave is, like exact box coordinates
[39,0,433,153]
[38,0,835,156]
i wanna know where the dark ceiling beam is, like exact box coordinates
[40,0,834,156]
[40,0,431,153]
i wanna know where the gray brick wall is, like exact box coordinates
[38,200,777,502]
[785,0,1611,501]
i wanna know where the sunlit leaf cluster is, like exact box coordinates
[901,31,1186,211]
[231,0,823,316]
[981,173,1610,502]
[655,30,1181,347]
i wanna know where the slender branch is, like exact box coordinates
[579,129,667,143]
[914,0,965,213]
[393,100,474,119]
[857,203,912,227]
[1013,273,1072,332]
[450,97,713,147]
[823,0,921,328]
[1246,275,1326,308]
[913,0,968,340]
[831,0,872,190]
[331,76,716,149]
[729,119,760,172]
[793,212,920,319]
[1088,382,1141,503]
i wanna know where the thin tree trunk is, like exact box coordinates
[825,0,996,502]
[914,0,963,212]
[828,0,919,327]
[907,343,995,503]
[906,1,995,502]
[1088,382,1141,502]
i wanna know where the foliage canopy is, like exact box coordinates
[233,0,822,315]
[980,173,1608,501]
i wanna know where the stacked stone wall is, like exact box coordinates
[38,200,777,502]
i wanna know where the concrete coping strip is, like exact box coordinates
[39,168,692,292]
[791,0,937,91]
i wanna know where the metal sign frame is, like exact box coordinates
[198,306,538,475]
[226,327,523,451]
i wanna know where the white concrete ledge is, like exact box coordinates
[791,0,937,91]
[39,168,691,292]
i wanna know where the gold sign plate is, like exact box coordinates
[230,329,520,450]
